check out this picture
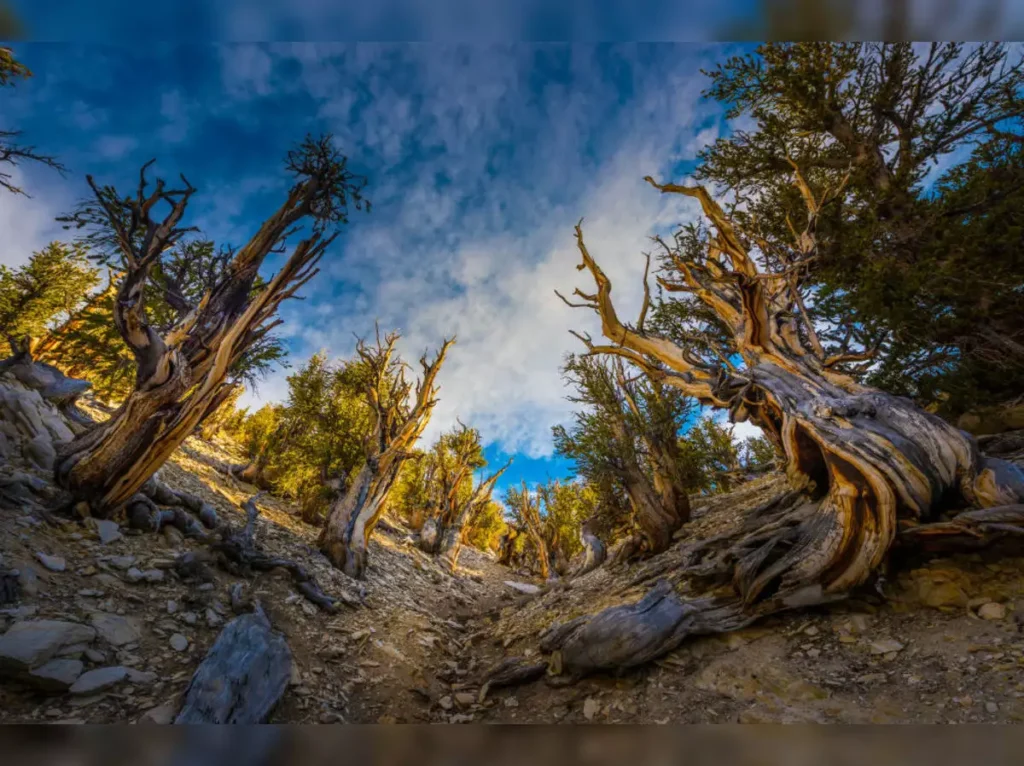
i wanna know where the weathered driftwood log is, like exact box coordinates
[174,609,292,724]
[214,495,351,612]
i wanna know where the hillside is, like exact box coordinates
[2,378,1024,724]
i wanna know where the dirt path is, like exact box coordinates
[4,425,1024,724]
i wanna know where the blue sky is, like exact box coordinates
[0,42,769,495]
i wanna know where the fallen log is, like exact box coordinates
[174,609,292,724]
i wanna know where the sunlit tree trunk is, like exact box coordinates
[318,332,452,580]
[542,169,1024,675]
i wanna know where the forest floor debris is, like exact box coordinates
[3,403,1024,722]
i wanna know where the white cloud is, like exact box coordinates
[92,134,138,161]
[239,45,725,460]
[0,167,71,268]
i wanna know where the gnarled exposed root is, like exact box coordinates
[124,475,220,537]
[898,504,1024,553]
[211,495,357,613]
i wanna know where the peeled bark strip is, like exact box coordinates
[55,140,366,518]
[319,331,452,579]
[174,609,292,724]
[543,168,1024,674]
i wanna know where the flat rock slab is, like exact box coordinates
[94,520,122,545]
[0,620,97,671]
[503,581,541,595]
[35,552,66,572]
[27,658,84,691]
[175,612,293,724]
[90,612,142,647]
[69,665,129,695]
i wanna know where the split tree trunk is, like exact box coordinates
[513,481,551,580]
[55,144,365,519]
[318,333,452,580]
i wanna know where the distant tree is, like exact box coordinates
[0,46,65,195]
[0,242,99,356]
[414,421,512,569]
[553,354,695,556]
[318,329,452,579]
[504,482,552,580]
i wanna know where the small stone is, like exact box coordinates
[986,701,999,713]
[169,634,189,652]
[125,567,145,583]
[503,581,540,595]
[870,639,905,655]
[69,666,129,695]
[197,583,214,592]
[504,696,519,708]
[90,612,142,647]
[454,692,475,707]
[978,603,1007,621]
[166,600,177,615]
[205,608,222,628]
[17,566,40,596]
[28,659,85,691]
[0,620,97,670]
[439,695,454,711]
[106,556,136,571]
[181,611,198,626]
[161,526,185,546]
[126,668,157,684]
[142,569,165,584]
[139,703,176,725]
[84,649,106,664]
[583,697,601,721]
[35,552,66,572]
[94,520,122,545]
[804,626,819,637]
[77,589,104,598]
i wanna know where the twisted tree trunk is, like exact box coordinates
[55,141,366,518]
[318,332,452,580]
[542,170,1024,676]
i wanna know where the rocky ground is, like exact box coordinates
[2,383,1024,724]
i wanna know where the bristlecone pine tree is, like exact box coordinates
[417,421,512,570]
[53,135,368,519]
[318,329,453,579]
[543,167,1024,676]
[506,482,554,581]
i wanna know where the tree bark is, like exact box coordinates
[318,333,452,580]
[55,142,365,519]
[543,170,1024,675]
[574,518,607,577]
